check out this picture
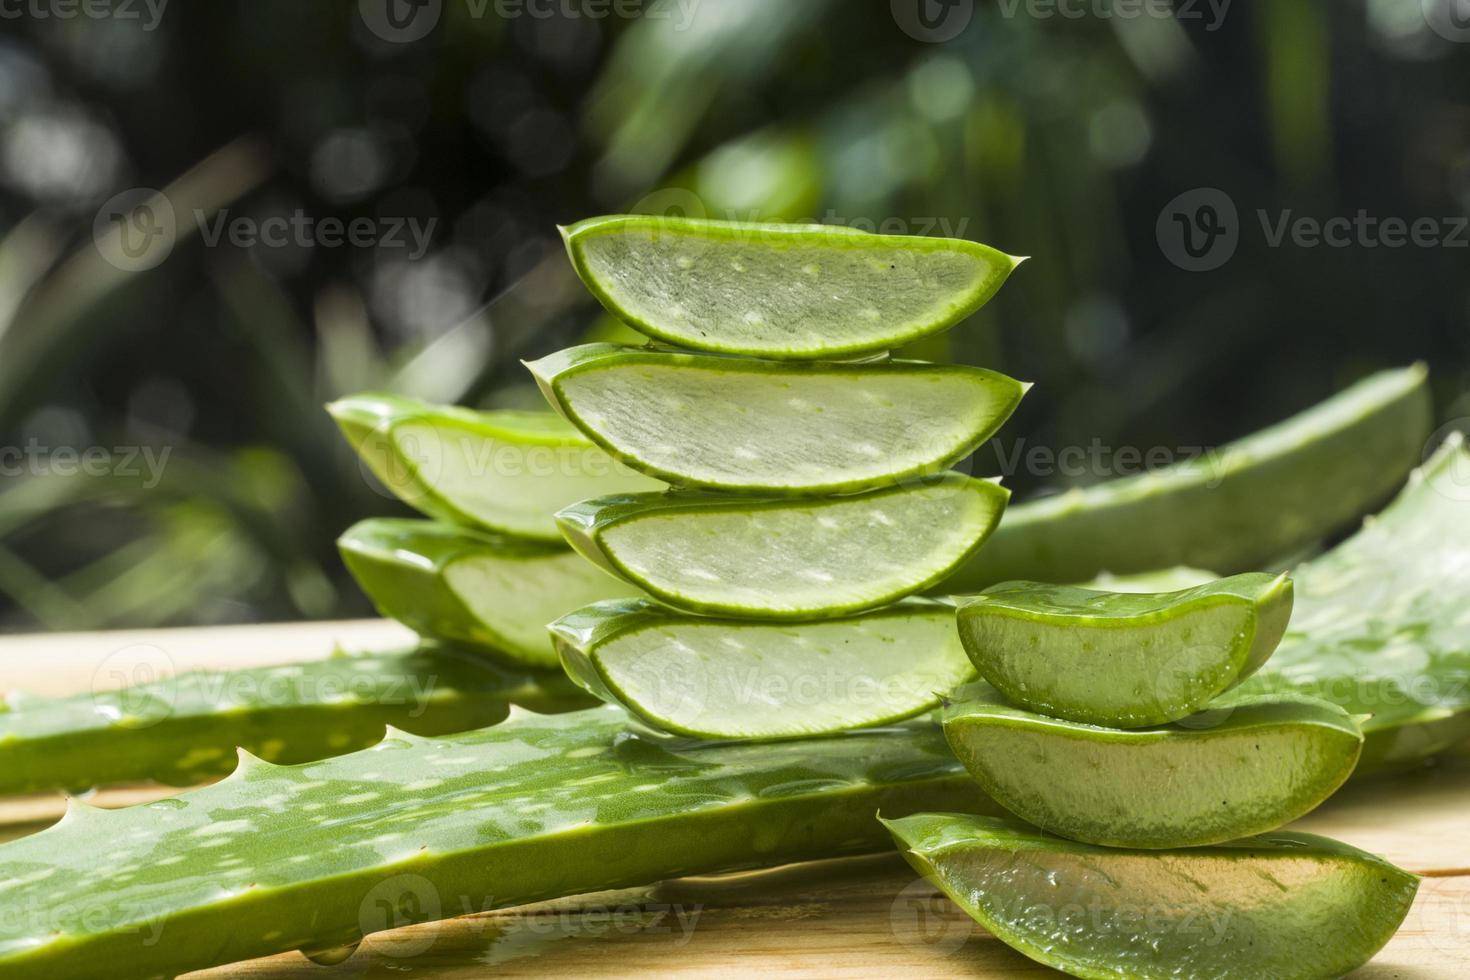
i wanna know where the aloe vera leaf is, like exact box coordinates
[957,572,1293,728]
[0,648,592,795]
[549,598,974,739]
[556,473,1008,618]
[883,812,1418,980]
[338,517,639,670]
[327,393,663,542]
[1240,435,1470,772]
[942,365,1432,590]
[527,344,1028,495]
[942,684,1363,848]
[560,214,1022,359]
[0,707,992,979]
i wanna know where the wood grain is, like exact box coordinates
[1,620,1466,978]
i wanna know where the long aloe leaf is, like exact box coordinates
[942,365,1431,590]
[0,707,989,978]
[0,648,592,794]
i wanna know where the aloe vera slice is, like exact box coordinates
[561,215,1021,359]
[549,598,974,739]
[957,572,1293,728]
[338,518,639,669]
[528,344,1027,494]
[557,474,1008,618]
[943,365,1431,590]
[884,812,1418,980]
[1241,435,1470,772]
[327,393,663,541]
[0,707,991,979]
[0,648,591,794]
[942,685,1363,847]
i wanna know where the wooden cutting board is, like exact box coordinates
[2,620,1466,978]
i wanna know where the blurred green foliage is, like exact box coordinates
[0,0,1466,630]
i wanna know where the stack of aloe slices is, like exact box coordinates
[537,214,1025,739]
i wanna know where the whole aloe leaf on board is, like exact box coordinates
[0,708,988,979]
[942,365,1431,590]
[0,648,593,794]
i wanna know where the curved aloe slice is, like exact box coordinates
[338,518,638,669]
[884,812,1418,980]
[943,365,1431,590]
[0,648,591,794]
[528,344,1027,494]
[0,707,991,979]
[561,214,1021,359]
[957,572,1293,728]
[327,393,663,541]
[550,598,974,739]
[942,685,1363,847]
[557,474,1008,618]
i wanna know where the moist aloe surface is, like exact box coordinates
[958,572,1293,727]
[328,393,663,541]
[527,344,1027,494]
[338,517,638,669]
[942,684,1363,848]
[550,598,974,739]
[884,812,1418,980]
[562,214,1021,359]
[558,473,1007,618]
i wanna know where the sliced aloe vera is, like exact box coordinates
[0,707,991,979]
[943,365,1431,589]
[1241,435,1470,771]
[550,598,974,739]
[561,214,1021,359]
[884,812,1418,980]
[0,648,591,794]
[957,572,1293,728]
[527,344,1027,494]
[338,518,638,669]
[557,474,1008,618]
[327,393,663,541]
[942,685,1363,847]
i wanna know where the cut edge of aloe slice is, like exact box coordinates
[942,685,1363,848]
[326,392,662,542]
[560,214,1024,359]
[526,344,1029,495]
[882,812,1419,980]
[555,474,1009,618]
[338,517,636,670]
[549,597,974,739]
[957,572,1293,727]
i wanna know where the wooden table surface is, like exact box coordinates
[2,620,1467,978]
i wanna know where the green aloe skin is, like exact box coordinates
[550,598,975,739]
[561,214,1022,359]
[557,473,1008,619]
[0,648,592,794]
[327,392,663,542]
[943,364,1432,590]
[884,813,1419,980]
[958,572,1293,728]
[338,517,640,669]
[942,684,1363,848]
[527,343,1028,495]
[0,708,991,979]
